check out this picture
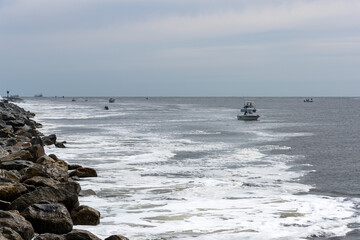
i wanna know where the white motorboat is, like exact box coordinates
[237,101,260,121]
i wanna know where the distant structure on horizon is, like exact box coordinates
[34,93,43,97]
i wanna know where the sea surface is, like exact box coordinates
[19,97,360,240]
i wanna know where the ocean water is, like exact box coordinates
[19,97,360,240]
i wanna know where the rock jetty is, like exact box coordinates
[0,101,129,240]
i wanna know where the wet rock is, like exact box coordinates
[30,137,43,146]
[0,169,21,183]
[68,164,82,170]
[0,127,14,138]
[23,176,60,188]
[71,205,100,225]
[0,150,33,162]
[0,226,24,240]
[69,167,97,178]
[36,155,68,171]
[15,125,32,137]
[79,189,96,197]
[0,182,27,202]
[6,138,18,146]
[0,148,9,158]
[42,134,57,146]
[27,144,45,161]
[15,135,31,143]
[6,120,25,128]
[65,230,101,240]
[0,160,34,171]
[0,199,11,210]
[35,233,66,240]
[55,142,66,148]
[48,154,58,161]
[21,163,68,182]
[0,119,7,128]
[0,210,34,240]
[8,182,80,212]
[21,203,73,234]
[104,235,129,240]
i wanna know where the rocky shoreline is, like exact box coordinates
[0,101,128,240]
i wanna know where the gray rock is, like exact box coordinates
[55,142,66,148]
[21,163,68,182]
[0,210,34,240]
[42,134,57,146]
[0,150,33,162]
[68,164,82,170]
[0,160,34,171]
[0,226,24,240]
[21,203,73,234]
[8,182,80,212]
[26,144,45,161]
[0,182,27,202]
[23,176,60,188]
[69,168,97,178]
[65,230,101,240]
[0,199,11,210]
[0,169,20,183]
[35,233,66,240]
[71,205,100,226]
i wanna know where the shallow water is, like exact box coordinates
[19,97,360,239]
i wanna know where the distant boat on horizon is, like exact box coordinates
[34,93,43,97]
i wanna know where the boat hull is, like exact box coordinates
[237,115,260,121]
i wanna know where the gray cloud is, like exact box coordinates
[1,0,360,96]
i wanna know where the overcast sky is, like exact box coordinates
[1,0,360,97]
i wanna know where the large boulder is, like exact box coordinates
[71,205,100,225]
[26,144,45,162]
[36,155,68,171]
[35,233,66,240]
[21,163,68,182]
[8,182,80,212]
[0,226,24,240]
[21,203,73,234]
[69,167,97,178]
[42,134,57,146]
[6,120,25,129]
[23,176,60,188]
[0,182,27,202]
[0,210,34,240]
[65,230,101,240]
[30,137,43,146]
[0,169,21,183]
[0,160,34,171]
[0,150,33,162]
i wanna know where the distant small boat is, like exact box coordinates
[72,98,76,102]
[109,98,115,103]
[304,98,313,102]
[237,101,260,121]
[34,94,43,97]
[104,106,109,110]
